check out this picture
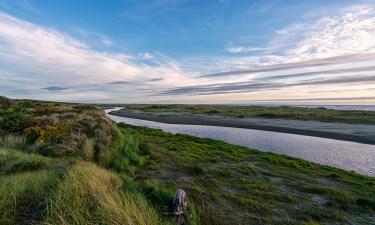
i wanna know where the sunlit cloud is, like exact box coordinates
[1,3,375,104]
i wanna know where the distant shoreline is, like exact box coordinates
[110,110,375,145]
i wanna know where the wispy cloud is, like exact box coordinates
[200,53,375,78]
[161,75,375,95]
[0,11,194,101]
[41,86,68,91]
[226,44,268,54]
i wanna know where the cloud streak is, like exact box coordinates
[200,53,375,78]
[161,75,375,95]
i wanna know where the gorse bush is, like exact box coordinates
[0,111,33,133]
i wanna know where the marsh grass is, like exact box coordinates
[117,123,375,225]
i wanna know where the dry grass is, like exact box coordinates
[0,134,26,149]
[44,161,165,225]
[80,138,95,161]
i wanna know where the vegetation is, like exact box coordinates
[1,97,374,225]
[0,98,167,225]
[116,123,375,225]
[122,104,375,124]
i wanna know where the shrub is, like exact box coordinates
[0,111,32,133]
[0,96,12,109]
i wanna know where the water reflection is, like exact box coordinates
[105,108,375,176]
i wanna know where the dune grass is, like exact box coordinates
[0,169,59,225]
[44,161,164,225]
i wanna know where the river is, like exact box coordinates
[105,108,375,176]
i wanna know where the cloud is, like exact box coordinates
[161,75,375,95]
[2,4,375,104]
[41,86,68,91]
[106,81,133,85]
[226,44,268,54]
[148,77,163,82]
[200,53,375,78]
[0,11,193,102]
[73,27,114,47]
[283,4,375,61]
[138,52,154,59]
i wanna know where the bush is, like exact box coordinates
[0,96,12,109]
[0,111,32,133]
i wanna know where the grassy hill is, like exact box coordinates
[1,97,374,225]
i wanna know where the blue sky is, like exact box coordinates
[1,0,375,104]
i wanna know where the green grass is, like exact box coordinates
[122,104,375,124]
[0,170,59,225]
[0,134,26,149]
[1,97,375,225]
[116,123,375,225]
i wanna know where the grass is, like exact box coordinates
[0,134,26,149]
[0,170,58,225]
[44,161,164,225]
[1,97,375,225]
[122,104,375,124]
[116,123,375,225]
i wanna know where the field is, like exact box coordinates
[1,97,375,225]
[122,104,375,124]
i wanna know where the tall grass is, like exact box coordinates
[0,170,58,225]
[0,134,26,149]
[44,162,164,225]
[80,138,95,161]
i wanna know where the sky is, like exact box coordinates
[1,0,375,104]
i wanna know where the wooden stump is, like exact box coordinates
[171,188,187,224]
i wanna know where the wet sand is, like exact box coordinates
[110,110,375,145]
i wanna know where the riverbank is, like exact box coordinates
[2,98,375,225]
[110,109,375,145]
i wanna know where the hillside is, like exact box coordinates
[1,97,374,225]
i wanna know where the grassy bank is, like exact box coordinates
[116,123,375,225]
[122,104,375,124]
[1,97,375,225]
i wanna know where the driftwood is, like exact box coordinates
[166,188,187,224]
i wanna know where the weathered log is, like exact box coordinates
[171,188,187,224]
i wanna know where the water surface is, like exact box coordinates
[105,108,375,176]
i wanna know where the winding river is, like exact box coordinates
[105,108,375,176]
